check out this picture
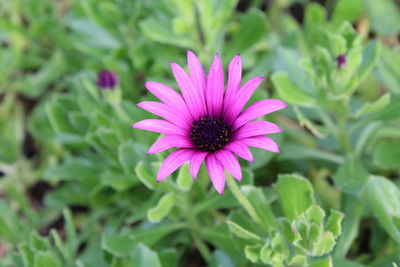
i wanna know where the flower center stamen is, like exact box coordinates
[191,115,230,152]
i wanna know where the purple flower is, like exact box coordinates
[97,70,118,89]
[336,54,346,69]
[133,51,287,194]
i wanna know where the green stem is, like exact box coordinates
[182,194,211,261]
[337,114,352,154]
[226,175,263,226]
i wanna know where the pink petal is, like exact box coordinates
[132,119,187,136]
[205,153,226,195]
[224,77,264,125]
[215,149,242,181]
[144,82,190,114]
[222,55,242,117]
[233,121,282,139]
[148,135,194,154]
[224,141,253,162]
[187,50,207,112]
[137,101,191,130]
[170,62,204,119]
[206,54,224,117]
[189,151,208,179]
[157,149,194,182]
[231,99,287,131]
[242,136,280,153]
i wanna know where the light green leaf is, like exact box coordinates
[102,234,137,257]
[244,245,260,263]
[147,193,175,223]
[332,155,369,195]
[33,252,61,267]
[130,244,162,267]
[226,221,262,241]
[355,93,391,117]
[176,163,193,191]
[373,140,400,170]
[326,210,345,238]
[274,174,315,220]
[367,176,400,244]
[135,161,156,190]
[314,232,336,256]
[271,72,315,107]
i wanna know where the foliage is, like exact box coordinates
[0,0,399,266]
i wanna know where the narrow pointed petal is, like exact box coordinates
[206,54,224,117]
[187,50,207,112]
[132,119,187,136]
[233,121,282,139]
[189,151,208,179]
[137,101,191,130]
[144,82,189,113]
[223,55,242,116]
[157,149,194,182]
[148,135,194,154]
[215,149,242,181]
[242,136,280,153]
[224,77,264,125]
[170,62,204,119]
[205,153,226,195]
[232,99,288,131]
[224,141,253,162]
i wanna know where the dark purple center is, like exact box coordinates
[191,115,230,152]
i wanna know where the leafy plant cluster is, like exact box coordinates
[0,0,399,266]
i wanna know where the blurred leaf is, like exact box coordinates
[176,163,193,191]
[130,244,162,267]
[368,176,400,244]
[373,140,400,170]
[224,8,267,59]
[375,46,400,94]
[355,93,391,117]
[332,155,369,195]
[364,0,400,36]
[147,193,175,223]
[226,221,262,241]
[33,252,61,267]
[274,174,315,221]
[271,72,315,107]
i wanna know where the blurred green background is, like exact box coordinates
[0,0,400,266]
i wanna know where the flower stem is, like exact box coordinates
[226,175,263,226]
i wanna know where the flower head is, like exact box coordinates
[97,70,118,89]
[133,51,287,194]
[336,54,346,69]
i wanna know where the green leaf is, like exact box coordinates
[274,174,315,220]
[314,232,336,256]
[271,72,315,107]
[226,221,262,241]
[130,244,162,267]
[176,163,193,191]
[367,176,400,244]
[310,257,333,267]
[224,8,267,59]
[147,193,175,223]
[364,0,400,36]
[102,234,137,257]
[33,252,61,267]
[375,46,400,94]
[331,0,363,27]
[355,93,391,117]
[139,18,194,48]
[244,245,260,263]
[348,41,382,93]
[326,210,345,238]
[332,155,369,195]
[241,186,277,231]
[135,161,157,190]
[306,205,326,225]
[373,140,400,170]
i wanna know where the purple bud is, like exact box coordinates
[97,70,118,89]
[336,54,346,69]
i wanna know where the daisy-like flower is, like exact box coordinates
[133,51,287,194]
